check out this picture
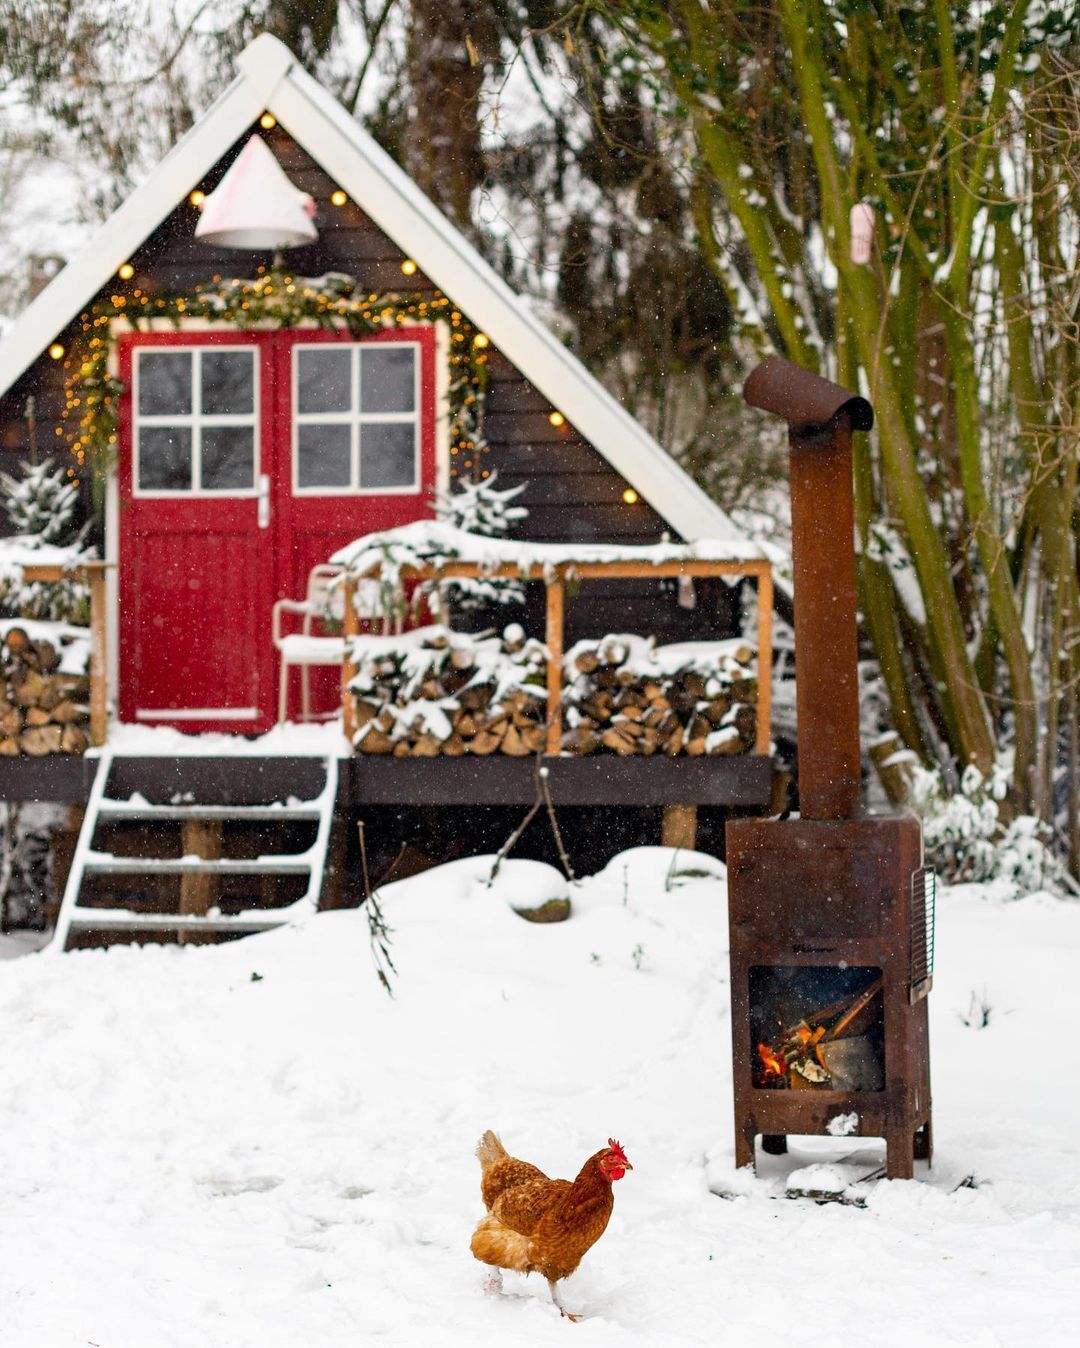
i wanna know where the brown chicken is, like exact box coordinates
[469,1130,632,1320]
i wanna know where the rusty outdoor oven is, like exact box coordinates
[726,357,933,1180]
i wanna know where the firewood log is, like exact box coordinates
[12,670,46,707]
[0,737,19,756]
[33,640,61,673]
[501,724,532,756]
[19,725,63,755]
[60,724,89,755]
[469,729,503,755]
[357,726,394,754]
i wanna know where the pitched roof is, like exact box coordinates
[0,34,749,546]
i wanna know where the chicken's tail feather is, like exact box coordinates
[475,1129,508,1169]
[471,1215,531,1273]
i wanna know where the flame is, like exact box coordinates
[757,1041,787,1081]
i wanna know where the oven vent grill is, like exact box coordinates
[910,867,936,1001]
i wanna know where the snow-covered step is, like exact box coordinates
[82,853,314,876]
[95,801,323,822]
[63,908,296,932]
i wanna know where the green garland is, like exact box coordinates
[58,269,491,507]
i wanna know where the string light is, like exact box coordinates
[473,333,489,349]
[59,280,491,485]
[401,259,417,276]
[331,189,347,206]
[189,190,206,207]
[260,112,276,129]
[118,263,134,280]
[622,488,639,505]
[548,411,565,427]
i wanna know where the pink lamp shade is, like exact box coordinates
[194,135,317,251]
[849,202,875,265]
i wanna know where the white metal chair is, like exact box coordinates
[272,563,347,723]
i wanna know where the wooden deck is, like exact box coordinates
[0,751,774,809]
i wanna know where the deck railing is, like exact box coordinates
[21,560,111,747]
[340,558,773,756]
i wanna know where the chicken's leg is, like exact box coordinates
[482,1269,503,1295]
[548,1279,582,1322]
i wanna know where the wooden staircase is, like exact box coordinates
[51,753,339,950]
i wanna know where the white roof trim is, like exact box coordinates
[0,33,748,547]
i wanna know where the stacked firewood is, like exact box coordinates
[0,626,90,755]
[561,635,757,757]
[351,625,548,757]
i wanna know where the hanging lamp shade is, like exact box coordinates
[194,135,317,250]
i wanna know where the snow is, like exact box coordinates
[99,720,351,757]
[332,521,766,579]
[0,537,87,579]
[0,853,1077,1344]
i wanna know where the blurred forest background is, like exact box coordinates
[0,0,1076,873]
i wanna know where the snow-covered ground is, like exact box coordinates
[1,850,1077,1346]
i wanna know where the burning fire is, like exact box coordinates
[757,1041,787,1081]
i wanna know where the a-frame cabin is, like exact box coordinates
[0,35,776,942]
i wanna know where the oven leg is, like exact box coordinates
[734,1123,755,1170]
[885,1129,914,1180]
[913,1119,932,1163]
[761,1134,787,1155]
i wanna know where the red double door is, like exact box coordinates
[118,327,437,733]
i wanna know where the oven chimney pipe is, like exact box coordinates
[743,356,874,821]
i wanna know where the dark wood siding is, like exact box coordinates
[0,125,742,645]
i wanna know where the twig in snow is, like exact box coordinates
[358,820,396,997]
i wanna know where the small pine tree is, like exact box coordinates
[434,472,529,611]
[0,458,90,622]
[0,458,80,544]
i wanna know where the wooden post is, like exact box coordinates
[341,575,358,744]
[84,561,110,747]
[662,803,698,851]
[754,562,773,756]
[179,818,222,944]
[545,572,565,755]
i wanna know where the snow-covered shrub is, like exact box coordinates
[433,473,528,611]
[0,459,91,622]
[910,762,1067,898]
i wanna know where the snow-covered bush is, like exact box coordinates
[433,472,528,611]
[0,459,90,622]
[910,762,1067,898]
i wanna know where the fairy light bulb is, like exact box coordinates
[48,343,65,360]
[118,263,134,280]
[473,333,489,349]
[260,112,276,129]
[189,190,206,207]
[622,488,639,505]
[331,189,347,206]
[401,259,417,276]
[548,411,565,427]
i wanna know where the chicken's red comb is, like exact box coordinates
[607,1138,629,1164]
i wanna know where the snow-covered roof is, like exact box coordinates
[0,33,746,547]
[332,521,765,577]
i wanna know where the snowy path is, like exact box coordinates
[0,851,1077,1346]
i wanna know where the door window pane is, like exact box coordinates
[138,351,192,416]
[298,348,352,414]
[298,423,352,488]
[139,426,192,490]
[361,346,415,413]
[201,350,254,415]
[201,426,254,490]
[360,422,416,488]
